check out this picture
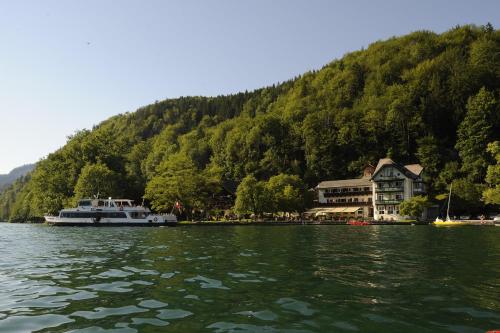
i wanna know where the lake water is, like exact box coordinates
[0,223,498,333]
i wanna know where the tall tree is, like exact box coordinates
[455,88,497,182]
[416,135,441,180]
[73,163,122,200]
[144,153,208,214]
[266,174,307,214]
[234,175,271,217]
[483,141,500,205]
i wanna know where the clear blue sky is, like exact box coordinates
[0,0,498,174]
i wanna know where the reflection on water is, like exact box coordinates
[0,224,498,332]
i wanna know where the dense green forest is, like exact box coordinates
[1,25,499,221]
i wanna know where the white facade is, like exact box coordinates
[371,159,425,221]
[313,160,425,221]
[314,166,375,219]
[316,181,373,219]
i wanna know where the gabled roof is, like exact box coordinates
[373,158,396,175]
[371,158,423,180]
[404,164,423,177]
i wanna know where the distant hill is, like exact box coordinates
[0,164,35,190]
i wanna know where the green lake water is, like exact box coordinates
[0,223,498,332]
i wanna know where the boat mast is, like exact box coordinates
[446,183,452,221]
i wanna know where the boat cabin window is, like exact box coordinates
[129,211,147,219]
[61,211,127,218]
[78,200,92,207]
[98,200,105,207]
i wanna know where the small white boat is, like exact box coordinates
[44,198,177,226]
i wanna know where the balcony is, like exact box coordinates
[375,187,404,193]
[375,199,402,205]
[323,190,372,197]
[375,175,405,180]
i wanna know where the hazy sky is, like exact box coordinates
[0,0,499,174]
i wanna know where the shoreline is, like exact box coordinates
[178,219,497,226]
[2,220,497,227]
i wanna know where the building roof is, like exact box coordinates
[373,158,396,175]
[317,178,372,189]
[372,158,423,180]
[404,164,423,176]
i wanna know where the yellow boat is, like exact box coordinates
[432,183,465,227]
[432,218,464,227]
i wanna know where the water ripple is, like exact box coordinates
[0,314,74,333]
[71,305,148,319]
[0,224,498,332]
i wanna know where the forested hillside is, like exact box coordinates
[1,25,499,221]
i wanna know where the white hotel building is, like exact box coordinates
[371,158,425,220]
[313,158,426,221]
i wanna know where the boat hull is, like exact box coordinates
[44,215,177,227]
[347,221,371,225]
[45,221,177,227]
[433,221,467,226]
[433,220,495,226]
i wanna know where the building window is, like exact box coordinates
[354,198,358,202]
[396,194,403,200]
[378,194,384,201]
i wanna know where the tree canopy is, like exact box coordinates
[399,195,430,219]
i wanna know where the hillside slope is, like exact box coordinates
[0,164,35,190]
[1,25,499,221]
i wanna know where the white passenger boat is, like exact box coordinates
[44,198,177,226]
